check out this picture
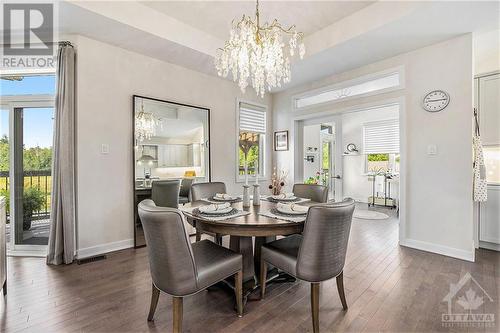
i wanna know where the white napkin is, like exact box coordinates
[215,193,232,200]
[198,202,231,213]
[276,203,308,214]
[273,192,295,199]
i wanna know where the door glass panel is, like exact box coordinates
[320,123,335,198]
[17,107,54,245]
[0,107,9,248]
[484,146,500,184]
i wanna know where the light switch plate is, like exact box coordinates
[427,144,437,156]
[101,144,109,154]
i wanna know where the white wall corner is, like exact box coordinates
[76,239,134,259]
[399,238,475,262]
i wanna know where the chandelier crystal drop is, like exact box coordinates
[135,102,160,142]
[215,0,305,97]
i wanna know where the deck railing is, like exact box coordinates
[0,170,52,219]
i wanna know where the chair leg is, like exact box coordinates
[311,283,320,333]
[173,296,183,333]
[260,260,267,299]
[214,234,222,245]
[147,283,160,321]
[195,230,201,242]
[235,270,243,317]
[336,271,348,310]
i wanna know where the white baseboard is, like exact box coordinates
[400,238,475,262]
[479,241,500,252]
[76,238,134,259]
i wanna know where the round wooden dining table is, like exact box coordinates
[183,200,308,289]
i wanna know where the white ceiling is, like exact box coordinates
[59,1,500,91]
[141,1,374,39]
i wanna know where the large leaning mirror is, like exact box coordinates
[133,95,210,247]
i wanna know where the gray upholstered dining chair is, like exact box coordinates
[179,178,194,204]
[138,199,243,333]
[190,181,227,202]
[190,182,227,242]
[293,183,329,203]
[259,198,355,333]
[151,180,180,208]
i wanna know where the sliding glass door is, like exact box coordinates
[18,107,54,246]
[0,106,10,249]
[1,74,55,255]
[7,103,54,254]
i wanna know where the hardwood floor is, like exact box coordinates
[1,207,499,332]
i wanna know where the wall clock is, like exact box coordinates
[422,90,450,112]
[346,143,358,153]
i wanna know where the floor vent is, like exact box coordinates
[77,255,107,265]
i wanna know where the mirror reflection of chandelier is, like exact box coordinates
[135,102,160,142]
[215,0,305,98]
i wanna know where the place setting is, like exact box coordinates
[203,193,242,204]
[262,192,311,204]
[180,202,250,221]
[259,202,310,223]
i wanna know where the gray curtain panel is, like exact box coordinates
[47,42,76,265]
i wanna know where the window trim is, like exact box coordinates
[235,98,268,182]
[292,66,405,111]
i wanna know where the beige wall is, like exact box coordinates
[69,35,272,256]
[273,34,474,261]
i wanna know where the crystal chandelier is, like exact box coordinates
[135,102,160,142]
[215,0,305,97]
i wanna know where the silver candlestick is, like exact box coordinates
[253,184,261,206]
[242,185,251,207]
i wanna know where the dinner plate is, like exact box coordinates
[193,207,238,217]
[198,203,232,214]
[199,207,233,215]
[270,195,297,201]
[211,196,238,202]
[276,204,308,215]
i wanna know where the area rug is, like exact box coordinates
[353,209,389,220]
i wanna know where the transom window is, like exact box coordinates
[294,68,403,109]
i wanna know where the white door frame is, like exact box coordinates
[295,115,343,202]
[292,97,406,242]
[2,96,54,257]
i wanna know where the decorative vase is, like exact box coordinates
[253,184,260,206]
[242,185,251,207]
[272,185,282,195]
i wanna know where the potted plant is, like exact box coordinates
[304,170,329,186]
[0,187,45,230]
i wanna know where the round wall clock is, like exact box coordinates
[422,90,450,112]
[346,143,358,153]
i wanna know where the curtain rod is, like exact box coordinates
[1,40,73,47]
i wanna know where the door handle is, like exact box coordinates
[332,175,341,179]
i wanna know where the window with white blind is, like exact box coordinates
[237,101,267,179]
[363,119,400,173]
